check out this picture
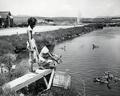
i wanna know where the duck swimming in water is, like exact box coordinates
[93,71,120,89]
[93,71,114,84]
[92,44,99,50]
[60,45,66,51]
[93,77,109,84]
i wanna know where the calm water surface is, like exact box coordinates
[54,27,120,96]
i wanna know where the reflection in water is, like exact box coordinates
[54,27,120,96]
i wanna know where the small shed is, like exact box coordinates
[0,11,13,28]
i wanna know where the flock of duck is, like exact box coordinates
[93,71,120,89]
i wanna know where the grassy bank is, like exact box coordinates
[0,24,103,56]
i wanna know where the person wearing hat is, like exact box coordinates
[39,41,61,69]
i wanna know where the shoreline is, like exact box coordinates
[0,24,104,57]
[36,24,103,43]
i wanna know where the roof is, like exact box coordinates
[0,11,11,18]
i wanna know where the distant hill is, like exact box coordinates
[81,16,120,23]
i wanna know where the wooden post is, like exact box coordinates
[35,69,55,90]
[43,77,48,88]
[47,69,55,90]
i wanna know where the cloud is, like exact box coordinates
[0,0,120,17]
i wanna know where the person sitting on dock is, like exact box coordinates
[39,41,62,69]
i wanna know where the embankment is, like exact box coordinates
[36,24,103,43]
[0,24,103,57]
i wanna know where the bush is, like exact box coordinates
[0,40,14,55]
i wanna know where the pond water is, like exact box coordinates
[54,27,120,96]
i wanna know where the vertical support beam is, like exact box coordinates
[47,69,55,90]
[43,77,48,88]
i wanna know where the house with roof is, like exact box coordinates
[0,11,13,28]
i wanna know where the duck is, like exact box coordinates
[92,44,99,50]
[60,45,66,51]
[93,77,109,84]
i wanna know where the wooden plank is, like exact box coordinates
[47,69,55,90]
[2,69,52,92]
[43,77,48,88]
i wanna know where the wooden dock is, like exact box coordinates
[2,69,54,92]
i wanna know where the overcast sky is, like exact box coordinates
[0,0,120,17]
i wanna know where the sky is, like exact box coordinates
[0,0,120,17]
